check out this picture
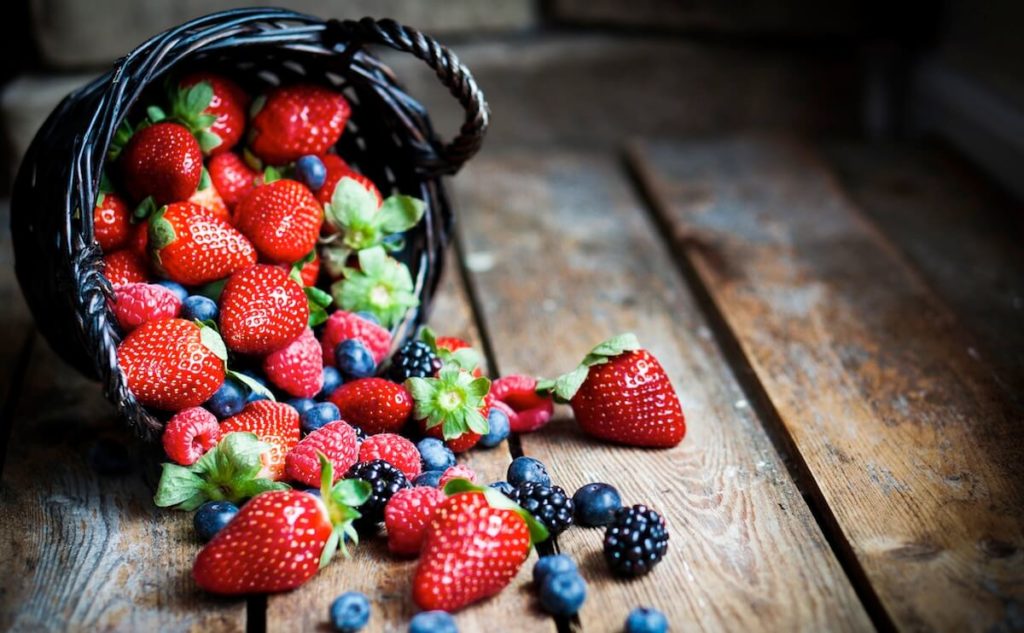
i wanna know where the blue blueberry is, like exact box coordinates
[305,487,322,498]
[296,155,327,191]
[417,438,455,472]
[335,339,376,379]
[287,397,317,416]
[539,571,587,616]
[154,280,188,302]
[477,406,510,448]
[320,366,343,398]
[354,311,379,325]
[194,501,238,542]
[507,456,551,487]
[206,379,245,418]
[413,471,444,487]
[301,402,341,434]
[235,370,271,403]
[408,610,457,633]
[625,607,668,633]
[181,295,219,322]
[572,482,622,527]
[329,591,370,632]
[489,480,515,497]
[533,554,578,585]
[87,439,132,476]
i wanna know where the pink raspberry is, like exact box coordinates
[285,420,359,487]
[320,310,392,366]
[263,328,324,398]
[384,486,446,556]
[439,464,477,488]
[492,374,555,433]
[359,433,421,479]
[110,283,181,332]
[162,407,221,466]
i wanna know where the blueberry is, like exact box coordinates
[417,438,455,472]
[507,456,550,487]
[329,591,370,632]
[538,571,587,616]
[301,402,341,434]
[87,439,133,476]
[625,607,668,633]
[194,501,238,542]
[572,482,622,527]
[206,379,245,418]
[305,487,323,498]
[408,610,457,633]
[489,480,515,497]
[354,311,379,325]
[181,295,219,322]
[154,280,188,302]
[296,155,327,191]
[335,339,376,379]
[478,406,510,448]
[320,366,343,398]
[532,554,578,585]
[413,470,444,487]
[287,397,317,416]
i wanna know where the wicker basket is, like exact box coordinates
[10,9,488,441]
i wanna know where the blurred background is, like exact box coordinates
[0,0,1022,201]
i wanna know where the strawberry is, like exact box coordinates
[219,264,309,355]
[413,482,548,611]
[188,174,231,222]
[539,334,685,448]
[116,318,226,410]
[120,121,203,205]
[110,282,181,332]
[275,250,320,287]
[192,457,371,595]
[162,407,221,466]
[173,73,249,156]
[149,202,256,285]
[221,401,301,480]
[438,464,477,488]
[130,223,149,259]
[422,424,481,454]
[285,420,359,487]
[384,486,445,556]
[491,374,554,433]
[358,433,420,479]
[262,327,323,398]
[234,179,323,264]
[104,249,150,285]
[328,378,412,435]
[93,191,132,251]
[434,334,483,378]
[320,310,391,366]
[316,157,382,208]
[248,84,351,165]
[208,151,258,210]
[408,368,491,454]
[330,247,418,328]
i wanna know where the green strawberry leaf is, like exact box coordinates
[377,195,425,234]
[184,82,214,116]
[107,118,135,161]
[406,368,490,440]
[263,166,282,184]
[317,454,371,567]
[146,105,167,123]
[98,171,114,195]
[442,479,550,545]
[304,285,332,309]
[538,333,642,403]
[148,206,176,250]
[198,323,228,361]
[242,148,263,172]
[196,278,227,301]
[133,196,157,221]
[153,463,207,509]
[229,370,276,402]
[330,246,418,328]
[198,166,212,191]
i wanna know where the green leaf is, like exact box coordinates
[331,247,418,328]
[196,278,227,301]
[243,148,262,172]
[406,377,434,407]
[331,176,381,222]
[377,195,425,233]
[304,286,332,308]
[185,82,214,115]
[552,364,590,403]
[587,333,641,360]
[148,208,176,250]
[98,171,114,194]
[153,463,205,508]
[198,166,212,191]
[197,130,222,154]
[230,371,276,402]
[236,478,289,498]
[249,94,267,118]
[309,306,328,328]
[465,408,489,435]
[319,529,341,569]
[198,323,228,361]
[263,166,282,183]
[133,196,157,221]
[441,479,550,545]
[332,479,372,507]
[467,376,491,400]
[146,105,167,123]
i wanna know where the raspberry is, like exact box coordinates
[358,433,421,479]
[438,464,477,488]
[263,328,324,398]
[492,374,554,433]
[162,407,221,466]
[110,283,181,332]
[384,486,446,555]
[284,420,359,487]
[321,310,391,366]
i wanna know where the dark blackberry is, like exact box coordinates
[344,459,411,524]
[510,482,574,536]
[386,340,442,382]
[603,504,668,577]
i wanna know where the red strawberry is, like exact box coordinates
[93,191,132,251]
[285,420,359,487]
[188,177,231,222]
[104,249,150,285]
[328,378,412,435]
[174,73,249,156]
[384,486,445,556]
[149,202,256,286]
[130,223,149,259]
[208,151,258,210]
[412,378,492,455]
[439,464,477,488]
[110,282,181,332]
[422,424,481,454]
[249,84,351,165]
[492,374,554,433]
[116,318,225,410]
[162,407,221,466]
[219,264,309,355]
[234,179,323,264]
[221,401,301,480]
[320,310,391,366]
[358,433,420,479]
[274,251,320,287]
[263,328,323,398]
[542,334,685,448]
[120,122,203,205]
[435,335,483,377]
[315,155,382,208]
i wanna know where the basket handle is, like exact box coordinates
[325,17,488,175]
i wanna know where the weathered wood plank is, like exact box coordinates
[265,251,554,633]
[0,199,34,422]
[453,151,871,632]
[630,136,1024,632]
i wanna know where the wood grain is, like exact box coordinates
[453,151,870,632]
[630,136,1024,632]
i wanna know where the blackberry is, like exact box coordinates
[510,482,574,536]
[386,340,442,382]
[603,504,668,577]
[344,459,411,524]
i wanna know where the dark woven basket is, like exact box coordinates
[10,8,488,442]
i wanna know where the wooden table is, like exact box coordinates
[1,136,1021,632]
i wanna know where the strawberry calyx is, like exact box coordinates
[154,431,289,510]
[167,80,223,154]
[316,453,372,567]
[330,246,418,328]
[406,366,490,440]
[442,478,550,545]
[421,327,482,375]
[321,176,424,265]
[289,251,333,326]
[536,333,641,404]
